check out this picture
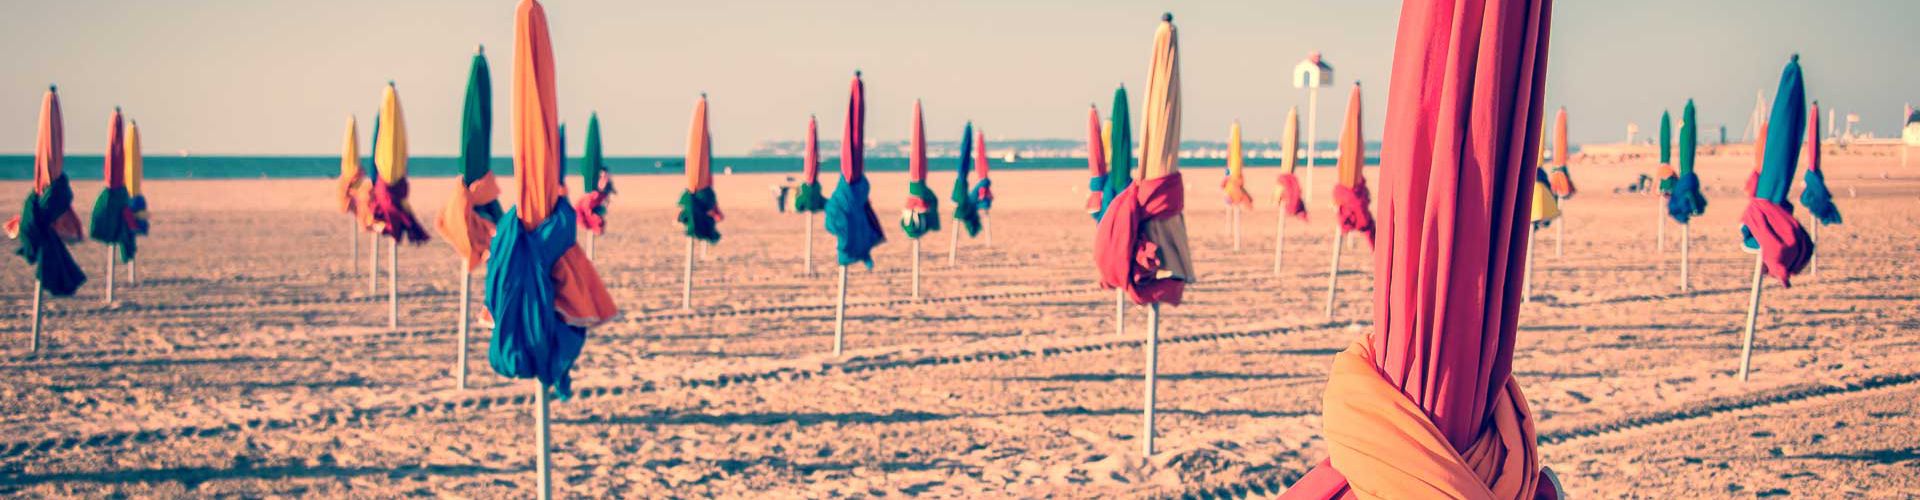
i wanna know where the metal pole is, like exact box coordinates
[805,213,815,277]
[1809,219,1819,277]
[911,239,921,299]
[1273,211,1286,275]
[984,211,993,248]
[534,383,552,500]
[105,244,115,303]
[1656,201,1665,252]
[1231,208,1241,251]
[1738,255,1766,381]
[587,232,595,261]
[1555,218,1564,257]
[1142,302,1161,458]
[1680,223,1691,293]
[368,233,378,294]
[129,258,137,285]
[30,279,42,352]
[833,265,848,356]
[948,223,959,267]
[1525,228,1537,302]
[457,259,470,390]
[1324,229,1344,318]
[1114,289,1125,338]
[1305,86,1319,205]
[388,240,398,331]
[351,219,358,275]
[682,238,695,310]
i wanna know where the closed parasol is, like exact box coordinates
[1547,107,1575,197]
[485,1,618,496]
[574,113,615,238]
[86,108,136,303]
[1091,13,1192,458]
[1283,0,1562,496]
[902,100,941,238]
[11,86,86,351]
[825,71,888,355]
[1084,104,1107,218]
[1736,55,1815,381]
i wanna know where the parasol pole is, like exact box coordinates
[105,244,115,303]
[1680,222,1691,292]
[984,211,993,247]
[833,265,848,355]
[1114,289,1125,337]
[1656,202,1665,252]
[1525,227,1537,301]
[1809,219,1819,277]
[587,233,595,261]
[947,222,958,266]
[1323,229,1344,318]
[30,279,42,351]
[1273,212,1286,275]
[129,256,137,285]
[534,383,551,500]
[1555,217,1564,257]
[368,232,378,293]
[804,214,816,276]
[1232,208,1242,251]
[1737,254,1765,381]
[1141,302,1161,458]
[351,219,359,274]
[911,239,921,299]
[682,237,695,310]
[388,239,398,330]
[456,259,470,390]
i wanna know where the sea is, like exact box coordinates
[0,143,1389,181]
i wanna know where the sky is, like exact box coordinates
[2,0,1916,156]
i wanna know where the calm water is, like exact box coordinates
[0,147,1386,181]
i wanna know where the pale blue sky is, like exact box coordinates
[2,0,1915,155]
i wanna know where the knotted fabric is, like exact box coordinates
[371,177,430,243]
[901,181,941,239]
[437,172,502,271]
[1547,166,1575,198]
[827,176,886,267]
[1665,172,1708,224]
[573,187,612,235]
[1276,173,1308,222]
[677,187,724,243]
[1222,173,1254,209]
[972,179,995,211]
[1740,199,1813,287]
[1334,180,1375,246]
[88,187,137,262]
[485,199,615,396]
[1094,171,1187,305]
[1295,339,1547,499]
[1085,175,1107,217]
[10,174,88,296]
[1800,168,1840,224]
[793,181,827,213]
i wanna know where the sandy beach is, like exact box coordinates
[1,151,1917,498]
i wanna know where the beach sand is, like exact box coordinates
[1,152,1916,498]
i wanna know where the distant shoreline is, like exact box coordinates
[0,154,1389,181]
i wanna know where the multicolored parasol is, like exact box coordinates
[1284,0,1560,496]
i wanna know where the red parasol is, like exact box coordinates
[1286,0,1561,497]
